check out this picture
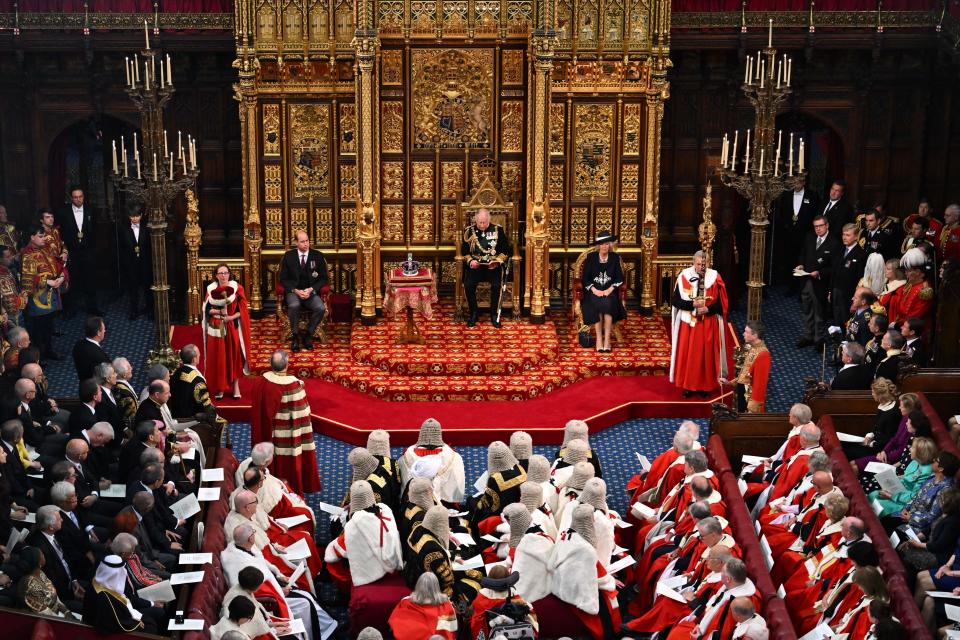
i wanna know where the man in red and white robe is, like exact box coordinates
[671,251,731,396]
[237,442,316,535]
[665,558,760,640]
[746,423,823,506]
[251,350,319,495]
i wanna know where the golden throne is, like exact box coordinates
[267,262,331,344]
[454,175,522,322]
[571,246,628,343]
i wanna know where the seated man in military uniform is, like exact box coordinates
[169,344,217,423]
[462,208,512,328]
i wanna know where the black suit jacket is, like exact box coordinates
[906,338,927,367]
[56,509,94,579]
[95,388,122,432]
[832,244,868,300]
[119,440,150,484]
[67,403,97,437]
[72,339,109,385]
[118,223,152,286]
[56,204,95,259]
[800,232,842,293]
[821,198,854,232]
[25,529,75,601]
[278,248,329,294]
[777,190,820,239]
[831,364,873,390]
[1,399,50,450]
[117,505,167,559]
[0,440,30,498]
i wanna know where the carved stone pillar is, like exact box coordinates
[640,61,669,315]
[525,38,553,324]
[354,23,381,325]
[183,189,203,324]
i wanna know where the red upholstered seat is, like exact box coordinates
[348,573,411,636]
[28,621,54,640]
[707,434,733,475]
[530,594,592,639]
[762,597,797,640]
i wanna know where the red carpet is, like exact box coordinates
[173,309,730,446]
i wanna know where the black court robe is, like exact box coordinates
[404,526,483,606]
[553,446,604,479]
[468,465,527,528]
[83,581,144,634]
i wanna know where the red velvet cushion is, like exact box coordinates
[707,435,733,475]
[348,574,411,636]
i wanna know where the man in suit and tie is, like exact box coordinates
[93,361,122,438]
[775,179,819,287]
[67,379,100,436]
[20,362,70,435]
[0,420,38,510]
[26,505,87,611]
[901,317,927,366]
[858,208,901,261]
[821,180,854,232]
[119,420,160,483]
[72,316,109,389]
[831,223,868,329]
[830,342,873,390]
[796,215,842,347]
[278,230,329,352]
[119,491,179,571]
[62,437,120,520]
[118,208,152,320]
[50,481,97,580]
[3,377,64,462]
[56,186,101,316]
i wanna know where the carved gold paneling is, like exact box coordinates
[573,103,614,198]
[340,165,358,200]
[264,165,282,202]
[623,103,643,155]
[549,208,564,244]
[570,207,589,245]
[596,206,613,235]
[412,162,435,200]
[381,102,404,153]
[338,262,357,294]
[501,161,522,201]
[556,0,572,42]
[549,261,563,299]
[441,205,459,242]
[334,0,353,41]
[621,164,639,200]
[620,206,637,244]
[257,1,278,43]
[288,103,330,198]
[340,208,356,243]
[381,205,405,242]
[550,103,565,156]
[281,0,304,43]
[412,205,434,242]
[549,164,564,201]
[378,1,403,34]
[410,0,436,34]
[443,1,468,32]
[502,50,524,85]
[381,50,403,85]
[262,104,281,156]
[411,49,493,150]
[500,101,524,153]
[382,162,405,200]
[265,207,284,246]
[474,0,499,34]
[289,207,309,242]
[315,207,334,244]
[307,0,329,42]
[441,162,463,199]
[628,0,649,45]
[506,0,532,32]
[440,261,459,284]
[339,103,356,155]
[578,0,599,47]
[604,0,624,44]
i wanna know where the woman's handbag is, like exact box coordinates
[578,327,596,348]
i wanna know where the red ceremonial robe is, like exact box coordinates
[625,573,722,633]
[665,582,760,640]
[670,266,731,393]
[252,372,320,494]
[202,280,252,394]
[388,599,458,640]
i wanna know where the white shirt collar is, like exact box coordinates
[84,402,96,413]
[86,337,100,346]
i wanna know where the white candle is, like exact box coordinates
[144,18,150,50]
[775,130,782,176]
[166,54,172,87]
[744,129,751,173]
[136,153,141,179]
[144,61,150,90]
[133,132,138,156]
[768,18,773,47]
[721,134,729,167]
[776,60,782,88]
[134,54,140,82]
[731,130,739,170]
[745,56,751,84]
[788,132,794,176]
[160,63,165,89]
[759,149,764,176]
[125,57,130,86]
[112,141,118,174]
[799,139,805,172]
[170,152,174,180]
[787,58,792,85]
[756,51,761,79]
[153,153,157,181]
[760,60,765,88]
[164,131,168,157]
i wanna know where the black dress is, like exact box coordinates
[581,251,627,325]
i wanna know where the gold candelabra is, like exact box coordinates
[717,21,806,323]
[110,21,199,369]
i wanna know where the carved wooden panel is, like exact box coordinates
[570,206,589,245]
[620,206,637,243]
[441,162,464,199]
[334,0,353,41]
[339,103,356,155]
[502,50,525,85]
[621,163,639,200]
[412,162,434,199]
[382,162,405,200]
[340,164,357,200]
[378,2,403,34]
[265,207,284,245]
[289,207,309,242]
[501,101,524,153]
[410,0,437,35]
[412,204,434,242]
[381,101,404,153]
[411,49,494,149]
[287,103,330,198]
[549,206,564,243]
[550,103,566,155]
[549,163,564,201]
[441,204,459,242]
[264,164,282,202]
[623,103,642,155]
[307,0,329,42]
[315,207,334,243]
[340,208,356,243]
[501,161,522,201]
[573,103,614,198]
[596,206,613,237]
[381,204,405,242]
[381,49,403,85]
[262,103,281,156]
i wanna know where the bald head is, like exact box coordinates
[132,491,154,513]
[235,489,258,516]
[66,438,89,460]
[800,424,821,444]
[20,363,41,381]
[811,470,834,493]
[13,378,35,399]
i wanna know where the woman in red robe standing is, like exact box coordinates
[203,264,252,399]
